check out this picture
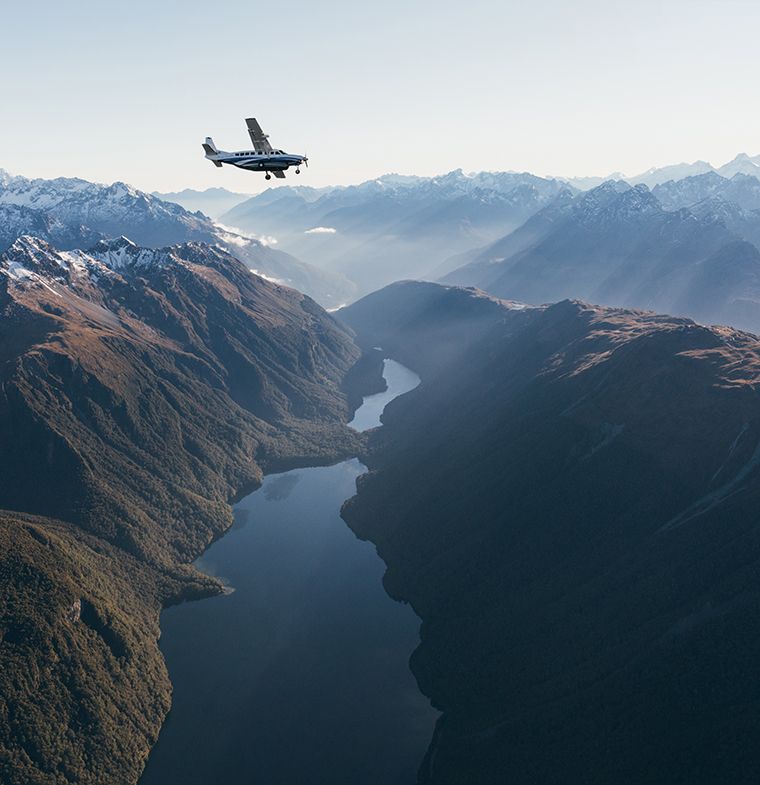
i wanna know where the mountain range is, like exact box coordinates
[215,170,569,297]
[0,234,370,785]
[172,155,760,311]
[339,280,760,785]
[160,152,760,219]
[0,171,355,309]
[6,150,760,785]
[441,176,760,334]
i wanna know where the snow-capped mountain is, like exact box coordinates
[0,203,107,254]
[0,172,213,247]
[653,172,760,213]
[0,170,355,308]
[681,194,760,250]
[0,229,365,785]
[1,235,223,304]
[557,153,760,191]
[715,152,760,180]
[625,159,715,189]
[440,179,760,334]
[220,169,570,296]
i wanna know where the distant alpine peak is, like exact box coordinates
[336,168,566,203]
[715,152,760,180]
[573,179,662,223]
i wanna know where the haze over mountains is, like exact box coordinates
[441,179,760,334]
[212,170,568,297]
[4,150,760,785]
[152,152,760,332]
[0,170,355,309]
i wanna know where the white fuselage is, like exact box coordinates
[206,147,306,173]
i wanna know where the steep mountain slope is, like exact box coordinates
[339,281,760,785]
[0,171,354,308]
[685,196,760,251]
[0,204,107,254]
[220,171,569,296]
[0,236,367,785]
[436,187,577,280]
[440,181,760,333]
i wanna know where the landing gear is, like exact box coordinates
[295,168,300,175]
[265,173,271,180]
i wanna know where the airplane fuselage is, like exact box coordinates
[216,149,304,172]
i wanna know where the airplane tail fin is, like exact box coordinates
[202,137,223,167]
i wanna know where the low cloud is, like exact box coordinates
[250,269,290,286]
[215,222,278,246]
[305,227,337,235]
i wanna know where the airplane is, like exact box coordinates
[202,118,308,179]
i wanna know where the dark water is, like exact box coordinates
[139,362,435,785]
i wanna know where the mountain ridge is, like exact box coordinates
[338,281,760,784]
[0,171,355,308]
[440,178,760,334]
[0,234,370,785]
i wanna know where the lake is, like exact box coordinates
[139,361,436,785]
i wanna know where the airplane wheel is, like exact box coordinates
[295,169,300,175]
[265,174,271,180]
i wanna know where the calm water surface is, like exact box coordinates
[139,361,434,785]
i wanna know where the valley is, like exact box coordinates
[0,233,370,784]
[2,158,760,784]
[138,361,434,785]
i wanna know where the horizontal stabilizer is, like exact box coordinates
[202,137,223,167]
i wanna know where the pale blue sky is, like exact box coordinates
[3,0,760,194]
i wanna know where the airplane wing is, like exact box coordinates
[246,118,273,153]
[273,171,286,179]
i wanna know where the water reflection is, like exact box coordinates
[263,472,302,501]
[139,363,435,785]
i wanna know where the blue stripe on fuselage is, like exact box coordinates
[220,154,301,171]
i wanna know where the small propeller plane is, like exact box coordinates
[202,118,308,179]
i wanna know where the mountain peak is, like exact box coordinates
[1,235,100,289]
[715,153,760,180]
